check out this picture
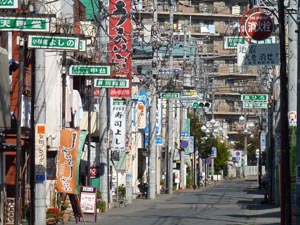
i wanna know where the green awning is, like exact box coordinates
[80,0,99,21]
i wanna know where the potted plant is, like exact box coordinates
[46,207,62,224]
[96,199,106,213]
[118,185,126,200]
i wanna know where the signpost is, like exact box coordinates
[0,0,18,8]
[94,79,129,88]
[0,17,50,32]
[28,35,80,50]
[241,94,268,109]
[69,65,110,76]
[224,36,275,49]
[160,92,180,99]
[243,102,268,109]
[241,94,268,102]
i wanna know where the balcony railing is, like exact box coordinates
[136,3,244,16]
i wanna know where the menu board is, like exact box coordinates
[80,186,97,215]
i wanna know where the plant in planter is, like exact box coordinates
[96,199,106,213]
[46,207,63,224]
[118,185,126,199]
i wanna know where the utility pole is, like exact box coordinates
[14,37,24,225]
[148,0,158,200]
[34,1,47,224]
[99,0,109,208]
[179,20,188,190]
[295,0,300,222]
[287,0,298,222]
[167,0,174,194]
[211,78,215,179]
[278,0,292,224]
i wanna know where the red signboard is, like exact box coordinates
[245,12,273,41]
[109,0,132,98]
[240,7,276,43]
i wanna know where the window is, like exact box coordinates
[47,151,58,180]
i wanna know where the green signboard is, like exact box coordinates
[79,40,86,52]
[94,79,129,88]
[28,35,80,50]
[0,17,50,31]
[0,0,18,8]
[69,65,110,76]
[243,102,268,109]
[241,94,268,102]
[224,36,275,49]
[160,92,180,99]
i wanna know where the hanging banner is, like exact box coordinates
[134,92,148,130]
[110,99,126,152]
[109,0,132,98]
[57,129,87,194]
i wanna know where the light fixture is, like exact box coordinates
[247,122,255,130]
[239,115,246,123]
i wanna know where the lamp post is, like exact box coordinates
[239,115,255,177]
[201,120,224,181]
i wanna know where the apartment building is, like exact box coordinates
[132,0,273,144]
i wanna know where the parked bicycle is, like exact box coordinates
[136,182,148,199]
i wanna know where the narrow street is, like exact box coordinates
[68,177,280,225]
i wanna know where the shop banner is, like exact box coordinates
[109,0,132,98]
[57,129,87,194]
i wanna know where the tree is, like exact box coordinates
[187,112,211,157]
[214,137,230,174]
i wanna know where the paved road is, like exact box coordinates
[66,177,280,225]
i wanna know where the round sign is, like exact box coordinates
[245,12,273,41]
[180,140,189,149]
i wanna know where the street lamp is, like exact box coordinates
[201,120,224,181]
[239,115,255,177]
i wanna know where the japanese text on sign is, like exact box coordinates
[110,100,126,152]
[237,43,279,66]
[245,12,273,41]
[0,17,50,31]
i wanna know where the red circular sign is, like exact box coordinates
[245,12,273,41]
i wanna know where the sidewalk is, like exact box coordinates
[247,187,280,225]
[65,193,177,225]
[65,178,280,225]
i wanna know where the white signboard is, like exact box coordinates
[260,131,266,151]
[110,99,126,152]
[156,98,162,135]
[237,43,279,66]
[211,147,217,158]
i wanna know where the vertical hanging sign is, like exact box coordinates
[57,129,81,194]
[109,0,132,98]
[35,124,46,182]
[110,99,126,152]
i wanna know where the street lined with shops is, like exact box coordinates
[66,177,279,225]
